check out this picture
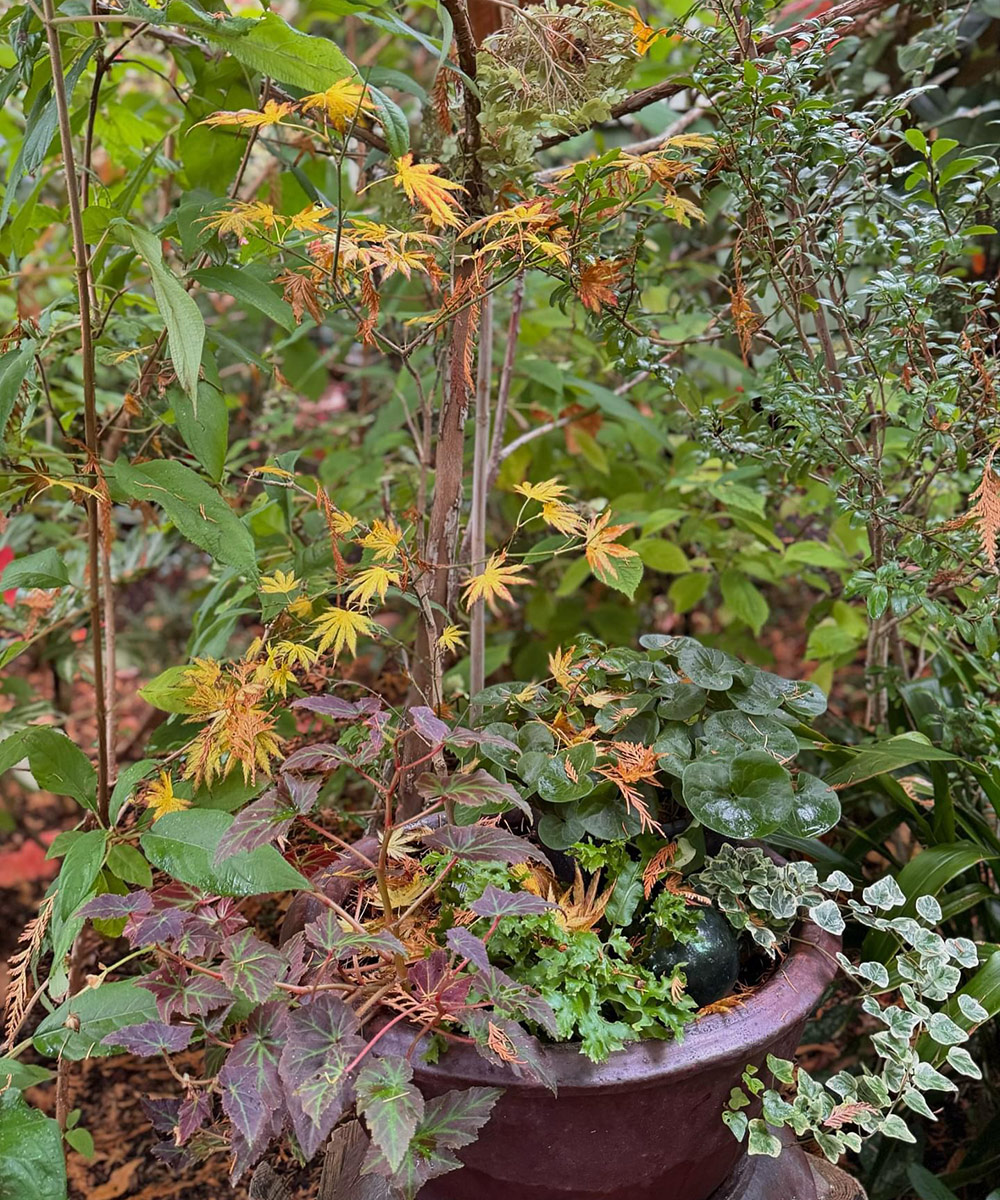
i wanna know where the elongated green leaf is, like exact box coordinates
[864,844,988,963]
[33,980,158,1061]
[823,736,961,788]
[113,458,258,580]
[0,338,37,444]
[0,1090,66,1200]
[192,266,295,332]
[118,223,205,402]
[141,809,309,896]
[173,383,228,482]
[570,379,669,446]
[0,1058,53,1090]
[907,1165,959,1200]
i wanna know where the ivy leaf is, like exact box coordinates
[103,1021,193,1056]
[219,931,286,1004]
[416,770,531,817]
[365,1086,501,1199]
[356,1057,424,1174]
[468,885,558,918]
[682,751,795,840]
[700,710,798,764]
[676,641,747,690]
[423,824,551,871]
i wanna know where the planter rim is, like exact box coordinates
[375,919,840,1095]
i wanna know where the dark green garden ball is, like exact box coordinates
[645,906,740,1008]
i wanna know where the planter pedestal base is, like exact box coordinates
[710,1134,818,1200]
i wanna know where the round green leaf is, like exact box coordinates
[700,710,798,764]
[683,751,794,840]
[785,773,840,838]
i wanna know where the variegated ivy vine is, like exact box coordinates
[702,850,991,1163]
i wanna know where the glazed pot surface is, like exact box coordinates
[376,921,838,1200]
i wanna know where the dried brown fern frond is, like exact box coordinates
[942,444,1000,571]
[3,894,54,1050]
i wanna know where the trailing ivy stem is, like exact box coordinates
[42,0,111,824]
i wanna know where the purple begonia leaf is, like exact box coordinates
[103,1020,193,1056]
[139,962,234,1021]
[128,905,188,948]
[446,727,520,753]
[444,927,490,972]
[356,1056,424,1174]
[364,1086,501,1195]
[142,1096,180,1135]
[282,743,351,772]
[282,773,321,814]
[282,931,309,985]
[177,1092,213,1144]
[303,910,405,961]
[470,965,558,1038]
[408,950,472,1016]
[409,706,449,745]
[358,711,391,761]
[416,770,531,818]
[79,892,152,921]
[213,789,297,865]
[279,995,363,1158]
[464,1011,558,1093]
[292,695,364,719]
[219,1002,288,1154]
[468,886,558,919]
[423,824,551,871]
[219,930,286,1004]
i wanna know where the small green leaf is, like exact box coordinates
[33,980,158,1061]
[0,548,70,591]
[720,569,769,635]
[904,128,928,155]
[0,339,38,445]
[138,665,198,714]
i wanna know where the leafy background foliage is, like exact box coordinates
[1,0,999,1196]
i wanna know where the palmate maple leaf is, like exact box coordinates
[300,78,376,131]
[585,511,638,581]
[275,269,324,324]
[144,771,189,821]
[437,624,467,653]
[202,200,277,237]
[359,518,404,562]
[514,478,570,504]
[462,552,531,614]
[346,565,400,608]
[311,607,376,659]
[390,153,467,228]
[577,259,624,312]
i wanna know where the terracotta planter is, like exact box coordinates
[376,920,839,1200]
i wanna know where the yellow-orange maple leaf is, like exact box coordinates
[144,771,189,821]
[347,565,399,608]
[391,153,467,228]
[514,478,570,504]
[301,78,376,131]
[360,518,404,562]
[197,99,295,129]
[578,259,623,312]
[585,511,638,579]
[462,552,531,613]
[311,607,376,659]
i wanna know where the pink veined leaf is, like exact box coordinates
[220,1003,288,1178]
[423,824,551,871]
[408,949,473,1016]
[409,705,449,745]
[79,891,152,921]
[468,885,559,919]
[445,926,490,971]
[416,770,532,818]
[355,1056,425,1175]
[282,742,352,772]
[138,962,234,1021]
[303,909,406,960]
[463,1010,558,1093]
[219,930,287,1004]
[292,694,367,719]
[176,1092,213,1144]
[446,726,520,753]
[213,788,298,865]
[103,1020,194,1056]
[278,995,364,1160]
